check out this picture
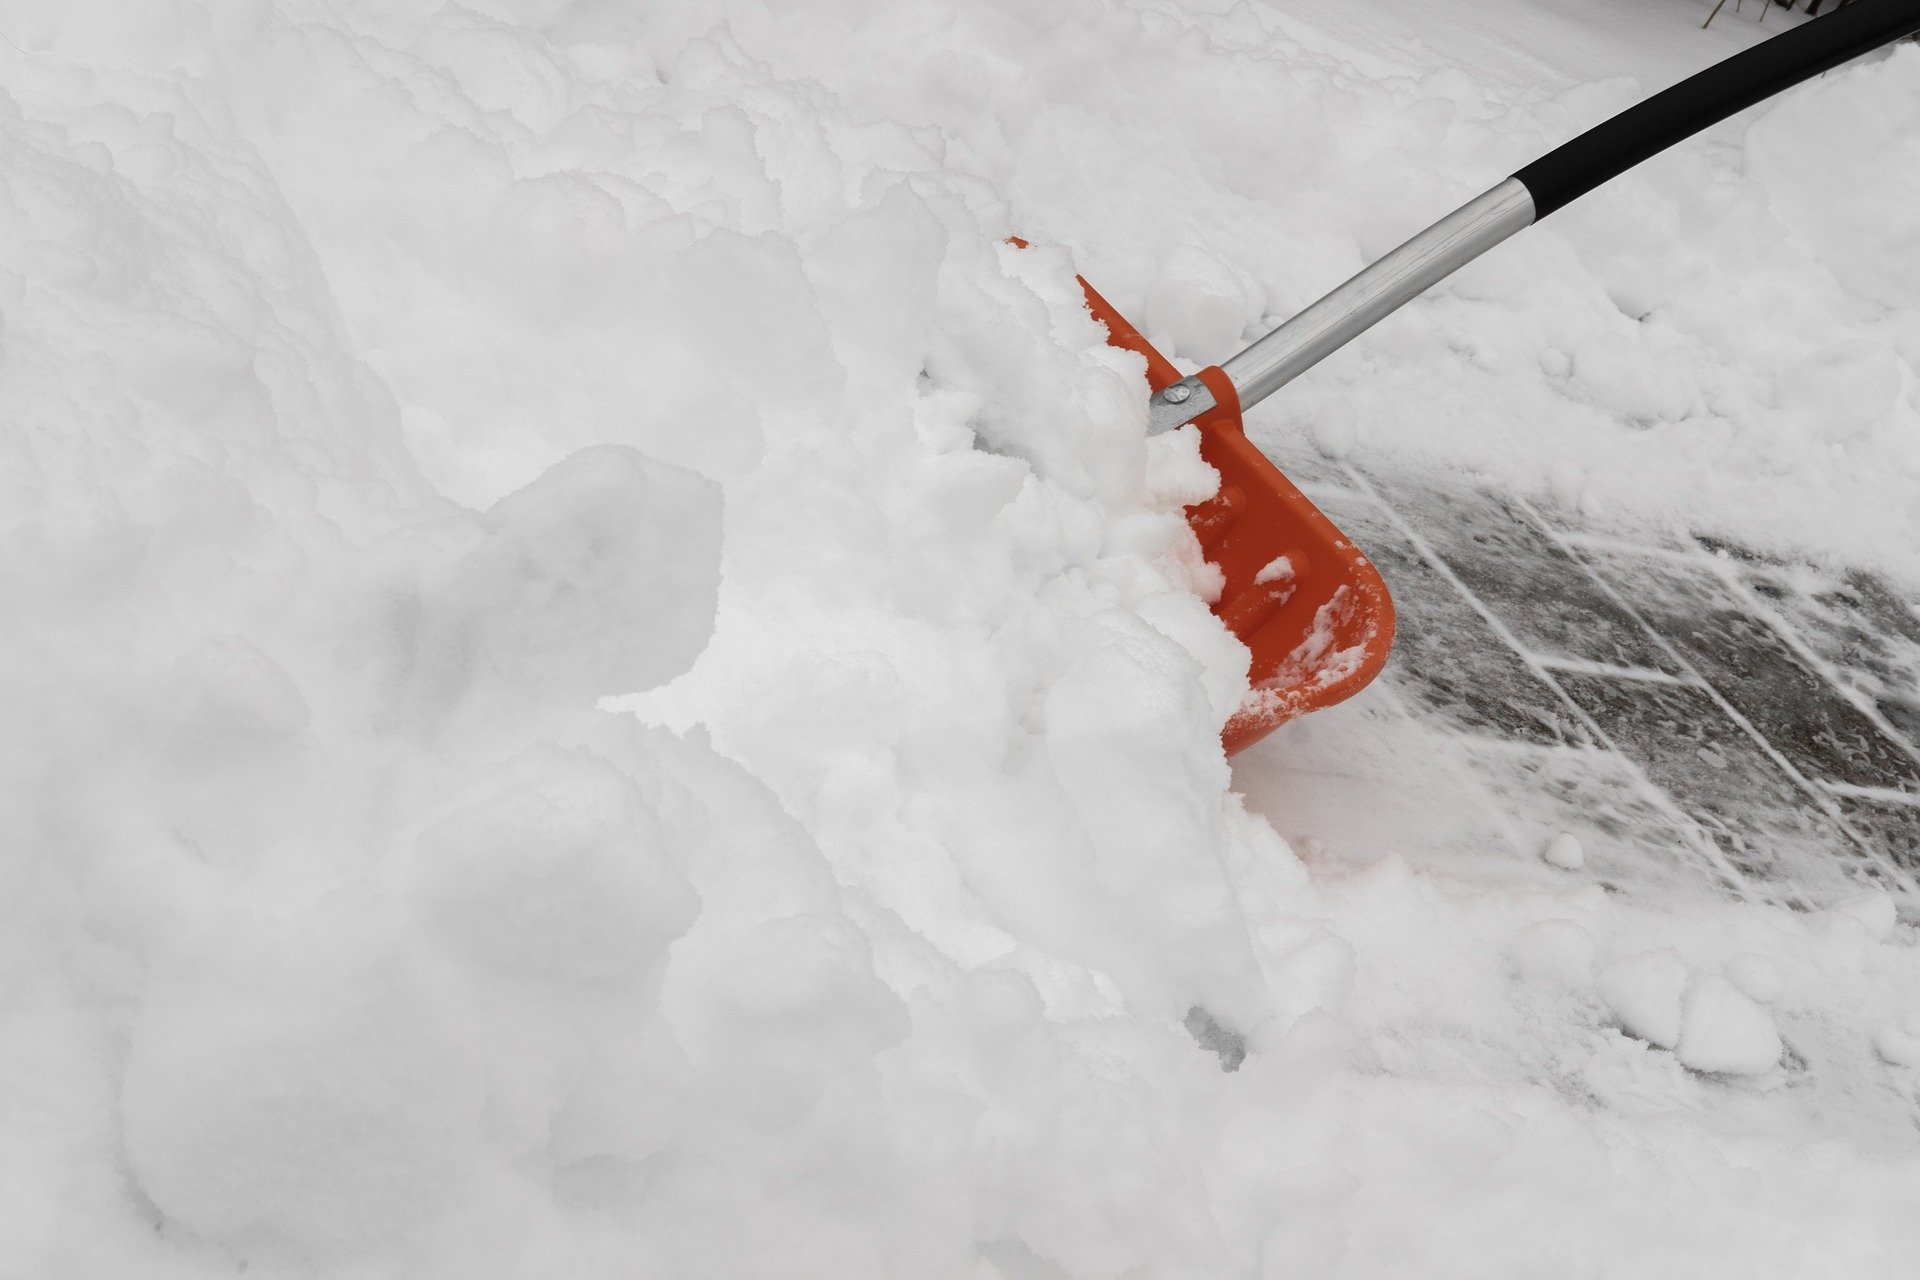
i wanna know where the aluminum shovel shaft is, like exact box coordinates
[1218,178,1533,414]
[1149,0,1920,436]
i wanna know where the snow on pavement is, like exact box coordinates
[3,0,1920,1276]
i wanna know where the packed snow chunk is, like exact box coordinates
[1309,399,1358,461]
[1874,1026,1920,1068]
[1726,954,1783,1005]
[409,747,699,985]
[1542,832,1585,871]
[1816,890,1898,943]
[1507,919,1595,987]
[1270,929,1358,1032]
[1674,974,1783,1077]
[1254,555,1295,586]
[1145,242,1266,363]
[1596,949,1690,1050]
[1042,609,1267,1016]
[433,445,722,702]
[121,908,481,1261]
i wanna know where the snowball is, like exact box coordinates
[1675,975,1783,1076]
[1570,328,1698,425]
[1542,833,1585,871]
[1309,399,1358,460]
[1507,919,1596,987]
[1596,950,1690,1049]
[1817,891,1898,943]
[1726,954,1783,1004]
[1873,1027,1920,1068]
[432,445,722,702]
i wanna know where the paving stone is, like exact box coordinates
[1741,567,1920,756]
[1263,462,1920,902]
[1831,794,1920,871]
[1314,489,1592,748]
[1551,671,1854,886]
[1844,572,1920,646]
[1380,480,1683,675]
[1583,552,1920,797]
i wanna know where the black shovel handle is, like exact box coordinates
[1157,0,1920,423]
[1516,0,1920,217]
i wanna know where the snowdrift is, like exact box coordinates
[4,0,1920,1276]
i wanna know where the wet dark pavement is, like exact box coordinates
[1233,441,1920,910]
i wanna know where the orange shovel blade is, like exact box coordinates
[1081,277,1395,755]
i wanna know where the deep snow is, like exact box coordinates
[3,0,1920,1276]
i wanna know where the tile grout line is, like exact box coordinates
[1344,465,1767,902]
[1511,494,1920,896]
[1820,780,1920,807]
[1555,530,1704,562]
[1531,656,1701,686]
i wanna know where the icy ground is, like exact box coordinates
[4,0,1920,1276]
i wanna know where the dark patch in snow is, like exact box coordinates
[1184,1006,1247,1073]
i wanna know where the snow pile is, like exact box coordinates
[726,0,1920,577]
[5,0,1920,1277]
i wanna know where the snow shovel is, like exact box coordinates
[1045,0,1920,756]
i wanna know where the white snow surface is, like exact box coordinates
[4,0,1920,1277]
